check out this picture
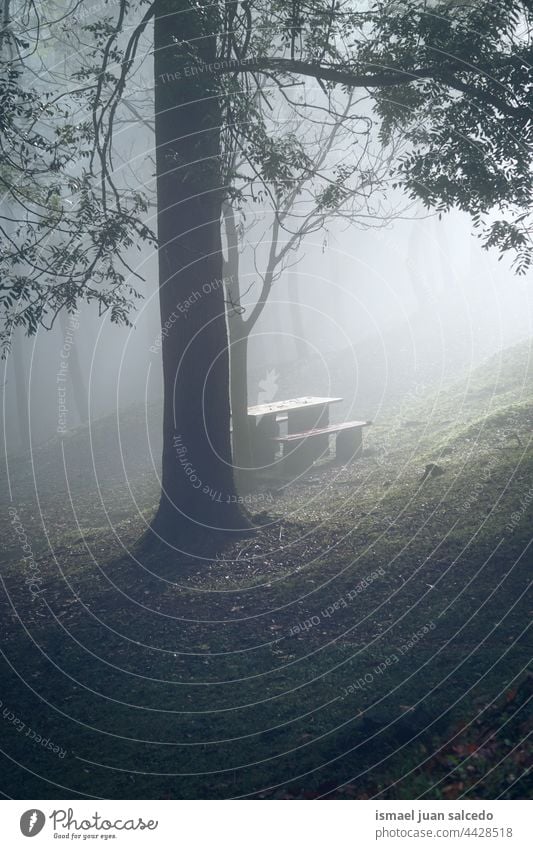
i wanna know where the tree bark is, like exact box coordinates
[229,325,255,479]
[150,0,249,543]
[222,202,254,482]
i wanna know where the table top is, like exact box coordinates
[247,396,343,417]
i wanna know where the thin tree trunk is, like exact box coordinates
[229,326,255,479]
[150,0,249,542]
[222,202,254,482]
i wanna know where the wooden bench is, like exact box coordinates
[247,396,343,468]
[231,413,287,433]
[274,420,371,472]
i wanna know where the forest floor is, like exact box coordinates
[0,338,532,799]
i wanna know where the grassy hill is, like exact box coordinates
[0,339,531,799]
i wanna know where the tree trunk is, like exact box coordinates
[229,324,255,482]
[150,0,249,542]
[222,202,254,483]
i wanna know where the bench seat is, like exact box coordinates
[273,420,369,442]
[274,420,371,469]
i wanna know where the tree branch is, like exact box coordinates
[227,57,527,120]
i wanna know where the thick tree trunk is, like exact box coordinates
[150,0,249,542]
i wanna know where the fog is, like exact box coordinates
[4,2,531,462]
[2,0,532,808]
[3,206,532,458]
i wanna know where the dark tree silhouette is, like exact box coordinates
[150,0,249,539]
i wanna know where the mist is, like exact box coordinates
[3,208,531,459]
[1,0,531,814]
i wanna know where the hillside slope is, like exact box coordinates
[0,339,531,799]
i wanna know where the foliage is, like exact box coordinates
[0,1,153,349]
[359,0,533,273]
[2,0,532,343]
[215,0,533,273]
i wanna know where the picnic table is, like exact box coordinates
[246,396,370,471]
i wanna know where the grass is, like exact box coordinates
[0,339,531,799]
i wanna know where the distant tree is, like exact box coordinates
[221,91,402,477]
